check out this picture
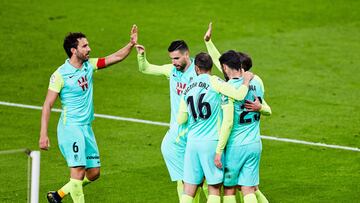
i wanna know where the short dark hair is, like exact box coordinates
[219,50,241,70]
[195,52,213,71]
[168,40,189,52]
[63,32,86,58]
[238,52,252,71]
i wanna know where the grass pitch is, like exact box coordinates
[0,0,359,202]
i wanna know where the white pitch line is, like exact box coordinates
[0,101,359,152]
[0,148,28,155]
[94,113,169,127]
[0,101,168,126]
[260,135,360,152]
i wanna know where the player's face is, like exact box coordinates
[75,38,91,61]
[169,50,189,71]
[221,64,230,81]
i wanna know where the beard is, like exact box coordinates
[221,67,229,81]
[223,72,230,81]
[76,52,90,62]
[175,63,187,72]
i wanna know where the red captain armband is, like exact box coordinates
[97,58,106,69]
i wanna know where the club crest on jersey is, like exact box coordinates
[176,82,186,95]
[78,76,88,91]
[50,74,56,84]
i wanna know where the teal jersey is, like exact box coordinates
[168,59,197,139]
[227,76,264,146]
[169,59,196,126]
[49,59,97,125]
[182,74,225,141]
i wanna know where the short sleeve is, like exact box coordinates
[89,58,106,72]
[252,75,265,99]
[48,70,64,93]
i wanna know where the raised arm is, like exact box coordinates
[204,22,222,72]
[204,22,271,115]
[96,25,138,69]
[135,44,172,77]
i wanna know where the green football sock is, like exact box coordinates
[236,188,244,203]
[223,195,237,203]
[177,180,184,202]
[57,176,92,199]
[192,187,201,203]
[58,181,72,198]
[244,193,257,203]
[255,190,269,203]
[202,181,209,198]
[69,178,84,203]
[207,195,220,203]
[181,194,193,203]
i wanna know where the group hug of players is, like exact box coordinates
[136,23,272,203]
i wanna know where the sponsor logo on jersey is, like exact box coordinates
[78,76,88,91]
[86,156,100,160]
[176,82,186,95]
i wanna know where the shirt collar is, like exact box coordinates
[64,59,88,73]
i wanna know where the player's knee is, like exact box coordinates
[208,184,221,195]
[70,167,86,180]
[90,172,100,181]
[224,186,236,196]
[183,183,198,197]
[241,186,256,195]
[87,168,100,181]
[94,171,100,180]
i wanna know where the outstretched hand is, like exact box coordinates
[204,22,212,41]
[130,24,138,45]
[135,44,145,55]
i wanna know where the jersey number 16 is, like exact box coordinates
[187,93,212,122]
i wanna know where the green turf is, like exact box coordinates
[0,0,359,202]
